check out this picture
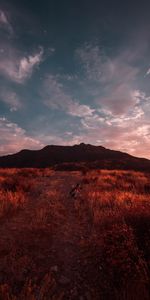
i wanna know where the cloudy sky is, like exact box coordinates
[0,0,150,158]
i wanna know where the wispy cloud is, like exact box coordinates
[43,74,94,117]
[79,103,150,158]
[99,86,145,115]
[0,46,44,83]
[146,68,150,76]
[0,89,21,111]
[0,117,43,155]
[77,116,150,158]
[0,9,13,34]
[76,43,140,115]
[76,44,139,83]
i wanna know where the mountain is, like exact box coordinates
[0,143,150,171]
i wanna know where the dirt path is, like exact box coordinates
[37,172,87,290]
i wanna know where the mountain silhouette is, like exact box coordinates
[0,143,150,171]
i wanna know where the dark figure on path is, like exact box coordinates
[69,183,82,199]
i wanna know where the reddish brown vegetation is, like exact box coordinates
[0,168,149,299]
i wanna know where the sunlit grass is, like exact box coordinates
[0,168,149,299]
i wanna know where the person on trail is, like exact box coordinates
[69,183,82,199]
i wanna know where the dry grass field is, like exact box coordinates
[0,168,150,299]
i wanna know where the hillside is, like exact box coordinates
[0,143,150,171]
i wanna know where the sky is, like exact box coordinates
[0,0,150,158]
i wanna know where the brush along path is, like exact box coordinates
[0,171,94,299]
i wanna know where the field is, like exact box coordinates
[0,168,150,299]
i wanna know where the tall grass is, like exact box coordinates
[0,168,149,299]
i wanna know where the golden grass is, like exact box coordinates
[0,190,25,218]
[0,168,149,299]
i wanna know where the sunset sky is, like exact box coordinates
[0,0,150,158]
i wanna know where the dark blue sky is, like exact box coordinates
[0,0,150,158]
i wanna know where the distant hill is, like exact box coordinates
[0,143,150,171]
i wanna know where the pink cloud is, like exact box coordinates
[0,117,43,155]
[43,74,94,117]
